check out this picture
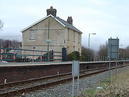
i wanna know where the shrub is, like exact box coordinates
[67,51,80,61]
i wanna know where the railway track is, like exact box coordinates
[0,64,128,97]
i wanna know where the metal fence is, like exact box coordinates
[81,56,129,62]
[0,48,62,62]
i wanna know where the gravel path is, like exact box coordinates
[17,65,129,97]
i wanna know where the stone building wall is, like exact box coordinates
[22,16,81,55]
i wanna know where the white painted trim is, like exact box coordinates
[21,15,50,32]
[51,15,66,27]
[21,14,66,32]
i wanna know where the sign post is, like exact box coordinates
[108,38,119,94]
[72,61,80,97]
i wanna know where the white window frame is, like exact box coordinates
[29,31,36,40]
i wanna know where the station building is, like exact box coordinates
[22,6,82,56]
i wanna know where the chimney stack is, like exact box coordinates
[46,6,57,17]
[67,16,73,25]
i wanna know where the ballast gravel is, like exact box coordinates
[17,65,129,97]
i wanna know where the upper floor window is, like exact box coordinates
[68,29,70,41]
[29,31,36,40]
[78,34,81,43]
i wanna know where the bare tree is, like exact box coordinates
[0,39,21,48]
[0,20,3,30]
[98,44,107,57]
[0,20,3,48]
[96,44,108,61]
[80,46,95,61]
[0,39,4,48]
[119,46,129,59]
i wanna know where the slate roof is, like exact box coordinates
[55,17,82,33]
[22,15,82,34]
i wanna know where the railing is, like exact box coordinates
[0,48,62,62]
[82,56,129,62]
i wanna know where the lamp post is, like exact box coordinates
[88,33,96,48]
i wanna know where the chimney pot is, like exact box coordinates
[67,16,73,25]
[46,6,57,17]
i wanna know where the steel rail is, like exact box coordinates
[0,64,128,97]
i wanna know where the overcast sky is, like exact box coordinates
[1,0,129,50]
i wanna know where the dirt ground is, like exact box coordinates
[79,66,129,97]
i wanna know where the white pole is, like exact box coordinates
[88,33,90,48]
[108,58,112,94]
[72,77,75,97]
[77,75,79,96]
[115,61,118,90]
[4,79,7,84]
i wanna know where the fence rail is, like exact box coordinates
[0,48,62,62]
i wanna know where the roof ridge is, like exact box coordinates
[22,15,82,34]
